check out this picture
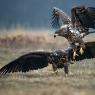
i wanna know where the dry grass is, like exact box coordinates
[0,29,95,95]
[0,29,95,49]
[0,29,69,50]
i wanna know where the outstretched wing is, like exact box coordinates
[51,7,71,28]
[0,52,51,77]
[71,6,95,31]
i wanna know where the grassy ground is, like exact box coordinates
[0,30,95,95]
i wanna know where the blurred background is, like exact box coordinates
[0,0,95,30]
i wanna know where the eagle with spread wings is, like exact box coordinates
[0,51,70,77]
[51,6,95,58]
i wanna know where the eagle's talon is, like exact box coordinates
[73,51,78,60]
[80,47,84,55]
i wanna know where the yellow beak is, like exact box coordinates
[80,47,84,55]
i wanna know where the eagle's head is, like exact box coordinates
[54,25,69,38]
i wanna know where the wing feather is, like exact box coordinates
[87,7,95,20]
[71,6,95,29]
[51,7,71,28]
[0,52,51,77]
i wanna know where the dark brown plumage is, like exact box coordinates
[0,52,50,76]
[0,51,69,77]
[71,6,95,32]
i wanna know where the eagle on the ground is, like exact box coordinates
[0,41,95,77]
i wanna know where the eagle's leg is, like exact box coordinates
[63,63,69,77]
[70,42,78,61]
[73,49,78,61]
[52,63,58,75]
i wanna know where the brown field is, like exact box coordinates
[0,29,95,95]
